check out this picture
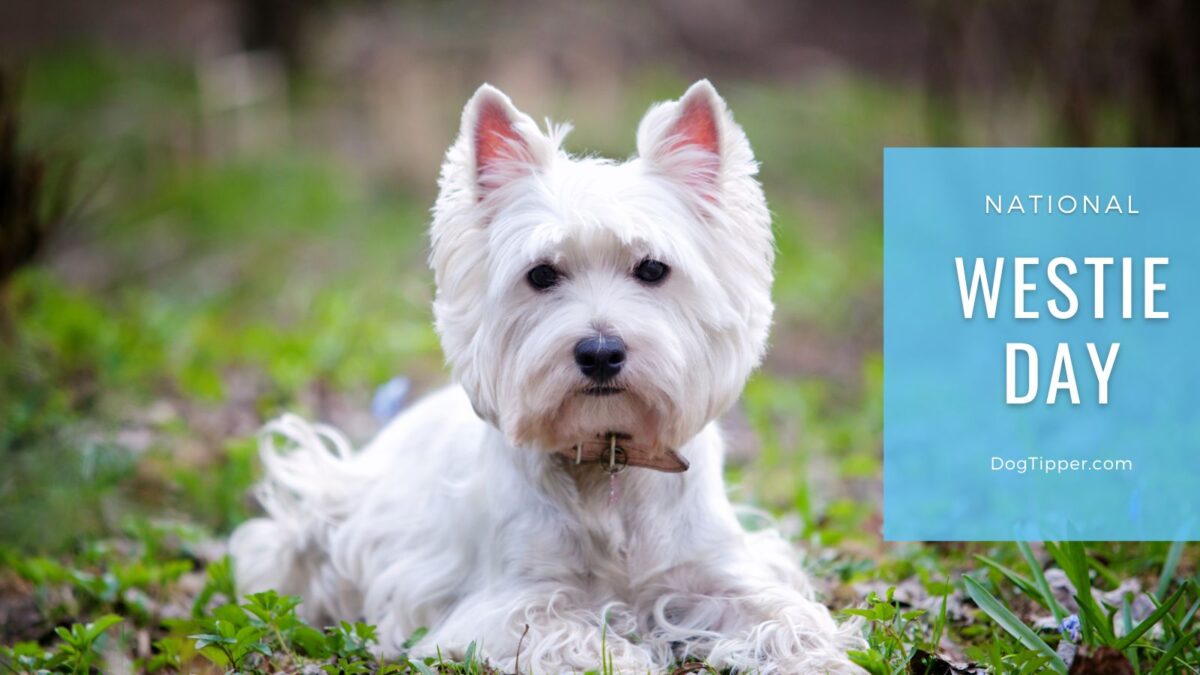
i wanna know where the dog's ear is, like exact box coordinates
[637,80,749,199]
[460,84,547,201]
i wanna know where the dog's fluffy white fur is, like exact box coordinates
[230,81,864,673]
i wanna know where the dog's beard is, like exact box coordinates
[502,379,677,454]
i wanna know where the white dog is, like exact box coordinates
[230,81,863,673]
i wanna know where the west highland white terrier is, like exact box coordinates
[230,81,863,673]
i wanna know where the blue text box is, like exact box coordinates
[884,148,1200,541]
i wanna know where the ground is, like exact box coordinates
[0,51,1197,674]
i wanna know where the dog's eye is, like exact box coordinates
[527,264,561,290]
[634,259,670,285]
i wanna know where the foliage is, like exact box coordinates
[1,49,1196,674]
[1,615,122,674]
[843,587,937,673]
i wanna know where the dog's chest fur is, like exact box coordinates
[555,461,666,593]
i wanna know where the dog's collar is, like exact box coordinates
[557,435,689,473]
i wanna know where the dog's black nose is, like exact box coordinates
[574,334,626,383]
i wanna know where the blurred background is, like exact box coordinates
[1,0,1198,563]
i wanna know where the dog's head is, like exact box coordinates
[430,81,773,457]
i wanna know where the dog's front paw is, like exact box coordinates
[701,600,867,675]
[644,583,866,674]
[410,596,660,674]
[496,621,657,674]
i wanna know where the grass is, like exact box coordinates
[1,49,1197,673]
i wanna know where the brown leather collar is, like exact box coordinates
[557,435,689,473]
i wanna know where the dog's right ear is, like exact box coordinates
[459,84,547,201]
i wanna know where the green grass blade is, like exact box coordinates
[1155,541,1185,600]
[1180,595,1200,629]
[1018,542,1067,622]
[1018,653,1056,675]
[1076,594,1116,646]
[973,554,1042,600]
[1117,585,1185,651]
[963,576,1067,674]
[1044,542,1096,641]
[931,588,949,654]
[1147,627,1199,675]
[1122,596,1139,672]
[1048,542,1116,645]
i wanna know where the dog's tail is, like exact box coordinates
[229,414,371,622]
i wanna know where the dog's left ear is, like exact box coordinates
[637,80,750,199]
